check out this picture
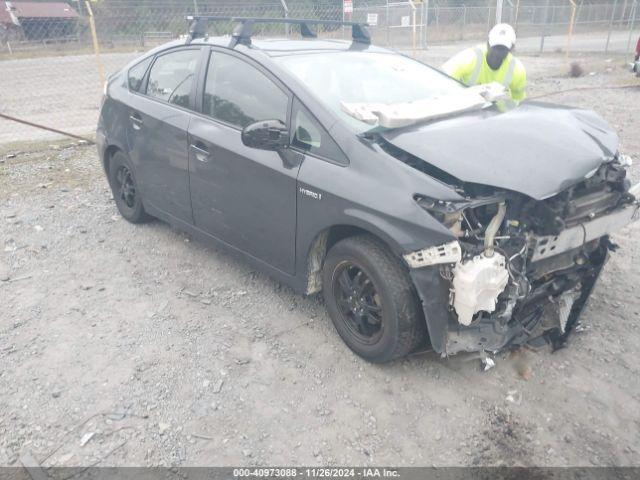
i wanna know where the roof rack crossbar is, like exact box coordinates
[185,15,370,46]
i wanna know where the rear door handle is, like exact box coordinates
[190,143,210,163]
[130,113,143,130]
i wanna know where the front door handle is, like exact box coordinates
[190,143,210,163]
[130,113,143,130]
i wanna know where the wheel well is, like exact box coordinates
[103,145,121,174]
[305,225,392,295]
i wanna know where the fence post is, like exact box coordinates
[280,0,289,37]
[487,0,492,32]
[461,5,467,40]
[626,0,638,61]
[85,0,105,87]
[540,0,550,53]
[605,0,619,53]
[419,1,423,48]
[386,0,390,47]
[411,1,417,57]
[423,0,429,49]
[566,0,577,59]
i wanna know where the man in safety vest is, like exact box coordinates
[442,23,526,102]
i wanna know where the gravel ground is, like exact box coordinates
[1,53,640,469]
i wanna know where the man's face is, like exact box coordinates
[486,44,510,70]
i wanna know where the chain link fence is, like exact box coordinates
[0,0,638,144]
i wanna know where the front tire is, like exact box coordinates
[322,235,426,363]
[108,151,151,224]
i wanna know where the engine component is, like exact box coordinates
[452,252,509,325]
[403,241,462,268]
[483,202,506,256]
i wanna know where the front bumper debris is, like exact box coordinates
[531,200,639,261]
[409,196,639,356]
[403,241,461,268]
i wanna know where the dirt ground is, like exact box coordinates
[1,52,640,469]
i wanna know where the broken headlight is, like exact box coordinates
[414,195,465,228]
[405,194,507,268]
[415,194,507,240]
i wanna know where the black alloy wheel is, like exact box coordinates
[322,235,427,363]
[115,165,136,209]
[108,151,151,223]
[332,261,384,345]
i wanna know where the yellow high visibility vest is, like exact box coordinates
[442,44,527,102]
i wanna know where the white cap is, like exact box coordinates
[488,23,516,49]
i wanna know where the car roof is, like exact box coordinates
[123,35,400,134]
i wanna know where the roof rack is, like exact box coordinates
[185,15,371,48]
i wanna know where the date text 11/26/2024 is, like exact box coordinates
[232,468,400,478]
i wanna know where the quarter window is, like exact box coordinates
[146,49,200,108]
[292,100,348,164]
[128,56,152,92]
[203,52,288,129]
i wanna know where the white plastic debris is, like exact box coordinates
[480,353,496,372]
[470,82,510,102]
[341,93,486,128]
[80,431,95,447]
[619,154,633,167]
[341,82,508,129]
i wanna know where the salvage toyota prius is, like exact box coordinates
[96,17,639,363]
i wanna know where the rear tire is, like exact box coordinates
[108,151,151,224]
[322,235,426,363]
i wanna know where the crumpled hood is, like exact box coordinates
[381,101,619,200]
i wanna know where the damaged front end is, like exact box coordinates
[407,158,640,356]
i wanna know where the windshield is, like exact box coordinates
[274,51,464,132]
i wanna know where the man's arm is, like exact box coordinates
[442,48,477,85]
[509,60,527,102]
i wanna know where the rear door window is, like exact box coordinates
[146,49,200,109]
[203,51,288,129]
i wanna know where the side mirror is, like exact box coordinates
[241,119,289,151]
